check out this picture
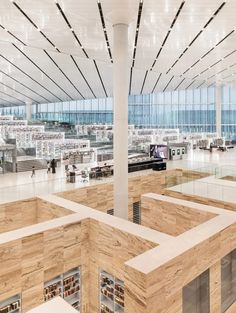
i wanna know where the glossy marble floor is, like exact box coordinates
[0,148,236,204]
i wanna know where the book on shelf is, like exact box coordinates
[0,295,21,313]
[100,271,124,313]
[44,267,81,312]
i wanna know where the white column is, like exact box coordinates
[25,101,32,121]
[215,86,222,137]
[113,23,129,219]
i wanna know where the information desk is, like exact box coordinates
[128,158,163,173]
[88,158,166,179]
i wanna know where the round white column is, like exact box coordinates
[25,101,32,121]
[113,23,129,219]
[215,86,222,137]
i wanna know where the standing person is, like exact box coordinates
[64,157,69,172]
[31,166,35,178]
[47,161,51,173]
[51,159,56,174]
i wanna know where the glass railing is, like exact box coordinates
[166,162,218,188]
[215,166,236,180]
[0,169,120,204]
[0,175,92,204]
[168,176,236,203]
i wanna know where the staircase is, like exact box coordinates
[16,159,47,172]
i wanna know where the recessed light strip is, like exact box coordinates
[163,76,174,92]
[93,60,108,98]
[132,0,144,68]
[185,80,196,90]
[11,1,60,52]
[44,50,85,99]
[180,30,235,76]
[55,2,89,58]
[0,96,16,106]
[0,89,25,104]
[140,70,148,94]
[12,44,71,100]
[197,81,206,89]
[190,49,236,81]
[0,24,26,46]
[151,73,162,93]
[97,1,113,63]
[70,56,96,98]
[0,54,58,102]
[174,78,186,91]
[0,81,39,103]
[151,1,185,70]
[129,0,144,94]
[0,69,50,102]
[167,2,226,74]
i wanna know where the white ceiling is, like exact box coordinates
[0,0,235,106]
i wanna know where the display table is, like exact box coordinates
[89,166,113,179]
[27,297,78,313]
[128,158,163,173]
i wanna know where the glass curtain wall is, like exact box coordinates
[27,87,216,134]
[32,98,113,125]
[222,86,236,140]
[1,86,236,139]
[129,87,216,133]
[0,105,25,118]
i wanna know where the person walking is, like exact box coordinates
[51,159,56,174]
[31,166,35,178]
[47,161,51,173]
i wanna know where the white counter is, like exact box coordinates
[27,297,78,313]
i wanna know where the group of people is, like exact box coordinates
[31,159,57,178]
[46,159,57,174]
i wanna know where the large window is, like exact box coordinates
[221,249,236,312]
[183,270,210,313]
[222,86,236,140]
[2,85,235,140]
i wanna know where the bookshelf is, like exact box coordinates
[44,267,81,312]
[100,271,124,313]
[63,268,80,311]
[44,275,63,302]
[0,294,21,313]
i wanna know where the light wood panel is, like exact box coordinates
[1,169,236,313]
[57,169,181,221]
[141,195,216,236]
[165,189,236,212]
[0,219,89,312]
[125,219,236,313]
[0,198,37,233]
[210,261,221,313]
[89,219,157,312]
[37,199,73,223]
[0,198,74,234]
